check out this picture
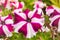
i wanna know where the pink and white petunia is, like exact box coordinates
[34,1,46,9]
[46,5,60,32]
[33,1,45,17]
[0,0,5,5]
[0,0,24,10]
[14,9,44,38]
[10,1,24,9]
[0,14,13,37]
[0,0,11,9]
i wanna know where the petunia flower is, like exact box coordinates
[0,0,24,10]
[0,0,11,9]
[34,1,46,9]
[33,1,45,18]
[0,0,5,5]
[10,1,24,9]
[14,9,44,38]
[46,5,60,32]
[0,14,13,37]
[5,0,19,10]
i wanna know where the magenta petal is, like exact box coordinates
[52,18,60,27]
[33,13,41,18]
[47,6,54,9]
[3,0,7,7]
[31,23,42,32]
[14,13,25,24]
[32,10,42,18]
[10,1,16,7]
[0,27,5,36]
[18,23,27,36]
[50,10,60,17]
[5,24,13,32]
[24,9,30,16]
[36,4,40,8]
[5,14,12,21]
[18,2,23,9]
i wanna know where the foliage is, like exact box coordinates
[0,0,60,40]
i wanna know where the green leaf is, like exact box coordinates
[50,0,60,8]
[9,33,26,40]
[1,9,12,16]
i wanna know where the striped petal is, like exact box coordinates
[13,9,22,13]
[14,21,27,33]
[18,23,27,36]
[49,15,60,26]
[58,19,60,32]
[3,25,13,37]
[26,23,36,38]
[28,9,42,19]
[31,17,44,26]
[24,9,30,17]
[46,6,54,16]
[5,19,13,24]
[5,24,13,32]
[50,10,60,17]
[31,17,44,32]
[4,14,12,21]
[31,22,42,32]
[14,13,26,24]
[53,5,60,13]
[34,1,45,8]
[18,2,24,9]
[1,16,8,21]
[0,26,5,36]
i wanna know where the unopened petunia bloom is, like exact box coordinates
[0,0,11,9]
[0,0,5,5]
[33,0,45,17]
[11,0,24,13]
[0,14,13,37]
[34,1,46,9]
[14,8,44,38]
[0,0,24,10]
[46,5,60,32]
[10,0,24,9]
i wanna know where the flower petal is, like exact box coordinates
[31,17,44,26]
[5,24,13,32]
[34,1,45,8]
[28,9,42,18]
[5,19,13,24]
[14,21,27,33]
[1,16,8,21]
[13,9,22,13]
[49,15,60,26]
[4,14,12,21]
[24,9,30,16]
[58,19,60,32]
[18,2,24,9]
[0,26,5,36]
[3,25,13,37]
[18,23,27,36]
[26,23,36,38]
[46,6,54,16]
[28,11,35,18]
[31,22,42,32]
[14,13,26,24]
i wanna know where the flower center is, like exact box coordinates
[0,21,5,25]
[26,18,31,22]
